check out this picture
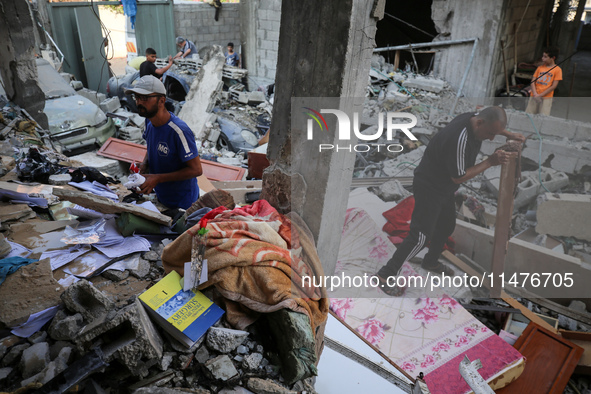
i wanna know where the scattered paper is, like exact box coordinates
[42,245,91,270]
[11,305,60,338]
[63,250,140,278]
[93,236,150,259]
[5,241,32,258]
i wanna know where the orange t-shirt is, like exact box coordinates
[532,65,562,98]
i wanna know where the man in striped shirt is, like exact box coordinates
[125,76,202,209]
[376,107,524,296]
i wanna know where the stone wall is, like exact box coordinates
[174,2,241,51]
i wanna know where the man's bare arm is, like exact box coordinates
[139,157,203,194]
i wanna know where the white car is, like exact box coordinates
[36,58,115,155]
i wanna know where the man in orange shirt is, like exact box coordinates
[526,47,562,116]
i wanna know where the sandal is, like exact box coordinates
[421,262,455,277]
[374,274,405,297]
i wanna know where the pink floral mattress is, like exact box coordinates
[329,208,524,393]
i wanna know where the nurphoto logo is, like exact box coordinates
[303,107,418,152]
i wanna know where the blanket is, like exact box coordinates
[161,200,328,335]
[330,207,524,393]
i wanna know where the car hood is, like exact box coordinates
[44,95,107,135]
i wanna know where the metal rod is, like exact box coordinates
[450,38,479,115]
[384,12,435,38]
[374,38,478,52]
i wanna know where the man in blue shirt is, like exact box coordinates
[225,42,240,67]
[125,76,202,209]
[174,37,198,59]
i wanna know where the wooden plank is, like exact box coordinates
[197,174,216,193]
[491,151,519,297]
[501,295,558,334]
[497,322,583,393]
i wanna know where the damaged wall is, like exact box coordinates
[431,0,506,98]
[240,0,281,88]
[0,0,48,129]
[174,2,241,51]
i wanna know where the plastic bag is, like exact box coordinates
[61,218,106,244]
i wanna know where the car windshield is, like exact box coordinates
[35,58,76,98]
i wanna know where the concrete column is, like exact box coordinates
[0,0,48,129]
[260,0,381,275]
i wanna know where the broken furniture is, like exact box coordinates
[98,137,246,181]
[496,322,583,393]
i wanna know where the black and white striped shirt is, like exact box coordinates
[413,112,482,195]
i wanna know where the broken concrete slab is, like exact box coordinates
[68,151,126,179]
[0,203,33,222]
[20,341,50,379]
[61,280,114,323]
[76,298,163,377]
[20,355,68,387]
[129,258,150,279]
[101,269,130,282]
[48,311,83,341]
[48,174,72,185]
[0,258,64,328]
[53,188,172,226]
[0,367,12,383]
[536,194,591,242]
[204,355,239,381]
[453,220,591,298]
[246,377,296,394]
[381,146,426,178]
[206,327,249,353]
[195,345,210,364]
[374,179,411,202]
[402,75,445,93]
[178,46,226,140]
[484,167,569,209]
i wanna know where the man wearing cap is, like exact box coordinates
[173,37,198,59]
[125,76,202,210]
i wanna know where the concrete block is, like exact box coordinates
[402,76,445,93]
[99,97,121,114]
[195,345,210,364]
[204,355,239,381]
[538,167,569,191]
[0,367,12,383]
[49,311,84,341]
[514,175,539,209]
[48,174,72,185]
[375,179,411,202]
[20,342,50,379]
[129,258,150,279]
[20,357,68,387]
[507,111,542,133]
[536,193,591,242]
[248,91,266,105]
[76,299,163,376]
[102,269,129,282]
[539,117,577,139]
[206,327,249,353]
[575,123,591,142]
[77,89,106,106]
[61,280,115,323]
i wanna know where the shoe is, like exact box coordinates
[374,274,405,297]
[421,262,455,276]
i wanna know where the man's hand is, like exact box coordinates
[488,150,517,166]
[167,55,173,65]
[139,162,148,174]
[139,174,161,195]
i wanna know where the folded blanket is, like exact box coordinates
[162,200,328,334]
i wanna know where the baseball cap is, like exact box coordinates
[124,75,166,96]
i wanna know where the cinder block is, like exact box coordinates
[575,123,591,142]
[539,117,577,139]
[536,193,591,241]
[76,299,163,377]
[538,167,569,191]
[61,280,115,323]
[99,97,120,113]
[514,175,539,209]
[507,111,542,133]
